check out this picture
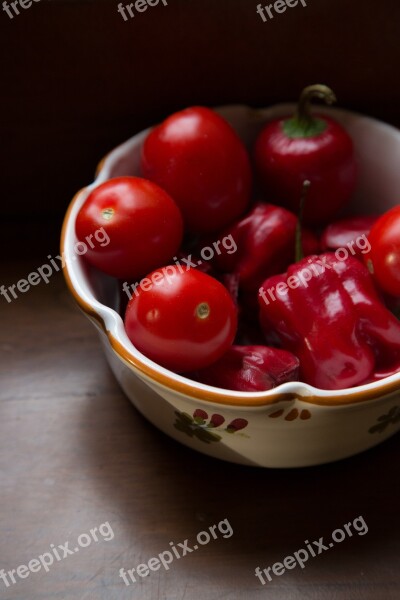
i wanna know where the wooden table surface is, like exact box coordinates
[2,1,400,597]
[1,258,399,600]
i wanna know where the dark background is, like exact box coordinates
[1,0,400,257]
[1,2,400,599]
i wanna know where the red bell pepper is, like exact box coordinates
[258,253,400,390]
[189,345,300,392]
[213,202,319,293]
[254,84,357,225]
[321,215,377,257]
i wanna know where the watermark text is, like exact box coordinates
[1,227,110,304]
[119,518,233,585]
[255,515,368,584]
[122,234,237,299]
[259,234,371,306]
[0,522,114,588]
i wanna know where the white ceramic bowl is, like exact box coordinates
[62,104,400,467]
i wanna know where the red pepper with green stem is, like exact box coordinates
[254,84,357,225]
[213,202,319,294]
[258,181,400,390]
[209,200,319,339]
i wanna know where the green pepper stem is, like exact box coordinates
[283,84,337,139]
[295,180,311,263]
[295,84,337,127]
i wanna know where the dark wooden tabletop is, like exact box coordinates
[1,257,400,599]
[2,0,400,597]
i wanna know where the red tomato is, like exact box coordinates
[364,205,400,297]
[124,267,237,372]
[141,106,252,234]
[75,177,183,280]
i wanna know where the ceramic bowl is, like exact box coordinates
[61,104,400,467]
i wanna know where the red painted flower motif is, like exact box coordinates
[174,409,249,444]
[209,414,225,428]
[226,418,248,432]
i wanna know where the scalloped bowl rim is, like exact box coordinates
[61,103,400,409]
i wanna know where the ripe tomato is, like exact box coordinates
[75,177,183,280]
[364,205,400,297]
[141,106,252,234]
[124,266,237,372]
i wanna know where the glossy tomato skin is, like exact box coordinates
[364,205,400,297]
[254,115,357,225]
[75,177,183,280]
[124,267,237,372]
[141,107,252,234]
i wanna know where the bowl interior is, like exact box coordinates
[62,104,400,405]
